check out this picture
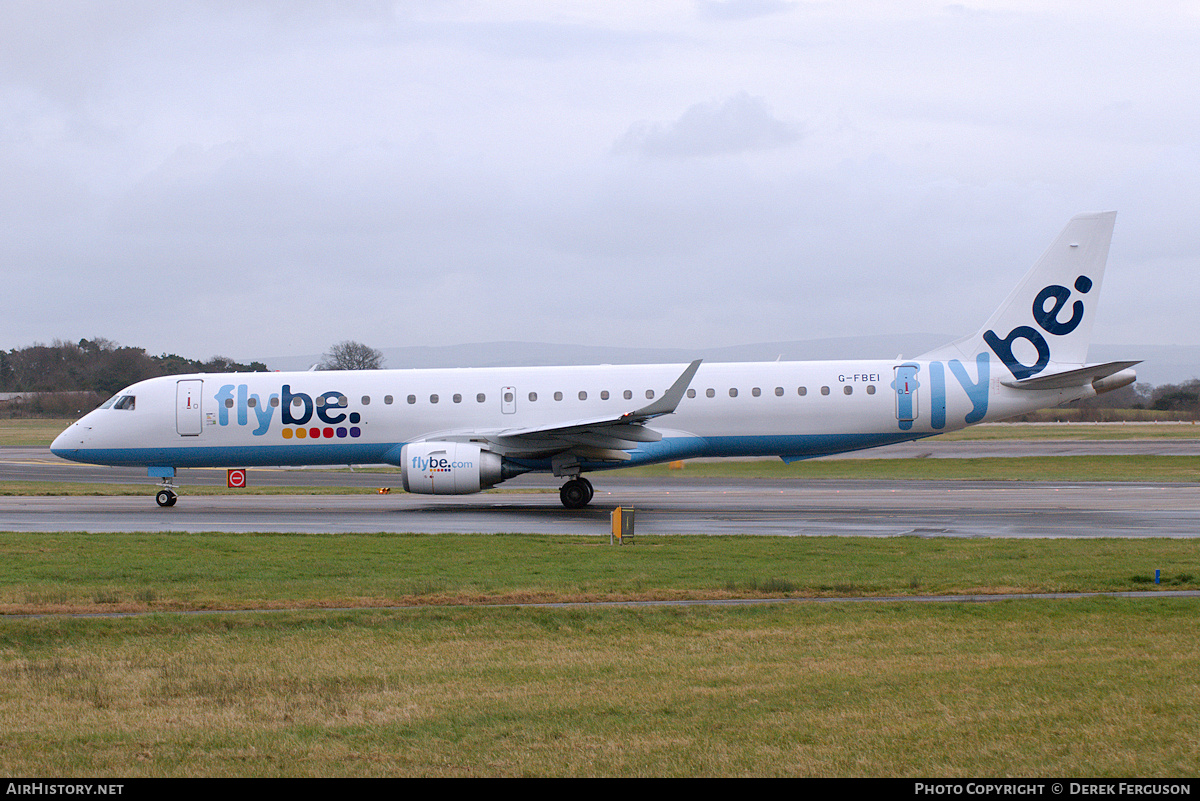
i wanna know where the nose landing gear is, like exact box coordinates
[149,466,179,507]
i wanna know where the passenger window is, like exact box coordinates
[843,386,853,395]
[797,387,807,396]
[529,392,538,402]
[384,395,394,404]
[686,389,695,398]
[624,390,633,400]
[645,390,655,399]
[775,387,784,396]
[578,391,587,401]
[270,397,280,407]
[821,386,830,396]
[504,391,513,403]
[867,385,876,395]
[407,395,416,404]
[361,396,371,405]
[706,388,715,398]
[554,392,563,401]
[752,387,761,397]
[453,394,462,403]
[430,394,439,404]
[225,398,235,409]
[247,397,257,408]
[729,388,738,398]
[477,393,486,403]
[601,391,610,400]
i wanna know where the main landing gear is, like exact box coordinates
[559,477,594,509]
[155,488,178,507]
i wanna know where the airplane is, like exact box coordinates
[52,212,1138,509]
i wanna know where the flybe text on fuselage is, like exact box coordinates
[888,354,989,433]
[214,384,364,439]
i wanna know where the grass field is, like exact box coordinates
[625,455,1200,482]
[3,532,1197,615]
[2,598,1197,777]
[939,421,1200,440]
[0,418,76,447]
[1,534,1199,776]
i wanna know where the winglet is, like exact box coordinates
[622,360,702,422]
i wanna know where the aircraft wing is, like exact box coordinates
[416,359,702,462]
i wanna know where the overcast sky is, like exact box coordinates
[3,1,1197,363]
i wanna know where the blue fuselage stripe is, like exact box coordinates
[53,431,927,470]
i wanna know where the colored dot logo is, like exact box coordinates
[282,426,361,439]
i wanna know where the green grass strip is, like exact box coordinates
[625,455,1200,482]
[1,599,1197,776]
[2,532,1195,615]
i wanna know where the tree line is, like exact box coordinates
[0,338,267,395]
[1072,379,1200,418]
[0,339,268,417]
[0,338,388,417]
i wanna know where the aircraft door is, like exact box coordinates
[176,380,203,436]
[501,386,516,414]
[892,364,919,431]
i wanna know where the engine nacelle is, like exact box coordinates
[400,442,506,495]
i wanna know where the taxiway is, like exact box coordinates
[2,442,1197,537]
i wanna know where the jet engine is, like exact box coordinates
[400,442,521,495]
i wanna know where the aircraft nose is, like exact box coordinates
[50,423,85,459]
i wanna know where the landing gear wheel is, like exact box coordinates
[155,489,177,508]
[559,477,594,509]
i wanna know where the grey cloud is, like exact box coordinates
[1,4,1197,360]
[695,1,798,22]
[614,92,801,158]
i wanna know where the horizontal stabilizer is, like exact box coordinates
[1001,360,1140,391]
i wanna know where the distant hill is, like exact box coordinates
[264,337,1197,388]
[265,335,949,372]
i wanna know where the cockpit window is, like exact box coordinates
[99,396,118,409]
[113,395,136,410]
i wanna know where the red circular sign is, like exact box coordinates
[227,469,247,488]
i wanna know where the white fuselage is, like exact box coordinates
[50,358,1085,472]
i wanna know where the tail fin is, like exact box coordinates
[918,212,1117,380]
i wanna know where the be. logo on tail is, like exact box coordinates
[983,276,1093,379]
